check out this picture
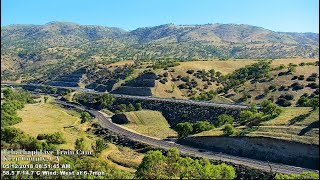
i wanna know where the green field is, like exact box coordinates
[14,97,97,150]
[121,110,177,139]
[194,107,319,145]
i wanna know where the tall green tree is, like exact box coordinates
[176,122,193,138]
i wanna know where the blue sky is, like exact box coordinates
[1,0,319,33]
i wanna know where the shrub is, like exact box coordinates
[268,85,276,91]
[192,121,214,134]
[117,104,127,112]
[127,103,136,111]
[296,96,309,107]
[223,124,236,136]
[307,83,319,89]
[186,70,194,74]
[277,98,292,107]
[291,82,304,90]
[291,76,298,80]
[176,122,193,138]
[215,114,234,127]
[306,76,316,82]
[37,134,46,140]
[280,93,294,100]
[135,103,142,111]
[261,100,282,116]
[75,138,85,150]
[159,79,166,84]
[45,132,66,144]
[80,112,91,123]
[298,75,305,80]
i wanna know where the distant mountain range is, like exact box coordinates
[1,21,319,76]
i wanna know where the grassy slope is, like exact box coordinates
[121,110,177,139]
[152,58,318,102]
[14,96,97,150]
[99,143,143,173]
[194,107,319,145]
[229,64,319,105]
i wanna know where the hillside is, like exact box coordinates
[1,22,319,81]
[112,110,177,139]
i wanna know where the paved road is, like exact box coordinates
[55,99,317,174]
[1,82,248,109]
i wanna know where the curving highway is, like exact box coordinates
[55,99,317,175]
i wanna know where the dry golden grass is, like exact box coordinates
[99,143,143,172]
[262,107,313,126]
[108,146,144,169]
[108,60,134,67]
[121,110,177,139]
[175,59,257,75]
[270,58,318,66]
[152,73,186,99]
[14,100,96,150]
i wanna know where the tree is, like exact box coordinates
[95,94,114,109]
[192,121,214,134]
[287,63,297,74]
[94,139,105,153]
[127,103,136,111]
[223,124,236,136]
[75,138,85,150]
[215,114,234,127]
[117,104,127,112]
[136,150,168,179]
[45,132,66,144]
[309,97,319,110]
[136,103,142,111]
[80,112,91,123]
[261,100,282,117]
[176,122,193,138]
[44,96,49,103]
[1,127,24,144]
[239,110,254,124]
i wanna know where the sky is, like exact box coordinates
[1,0,319,33]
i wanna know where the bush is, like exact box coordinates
[159,79,166,84]
[37,134,46,140]
[307,83,319,89]
[261,100,282,116]
[298,75,305,80]
[192,121,214,134]
[306,76,316,82]
[215,114,234,127]
[127,103,136,111]
[276,98,292,107]
[223,124,236,136]
[45,132,66,144]
[80,112,91,123]
[117,104,127,112]
[135,103,142,111]
[268,85,276,91]
[280,93,294,100]
[75,138,85,150]
[186,70,194,74]
[291,82,304,90]
[176,122,193,138]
